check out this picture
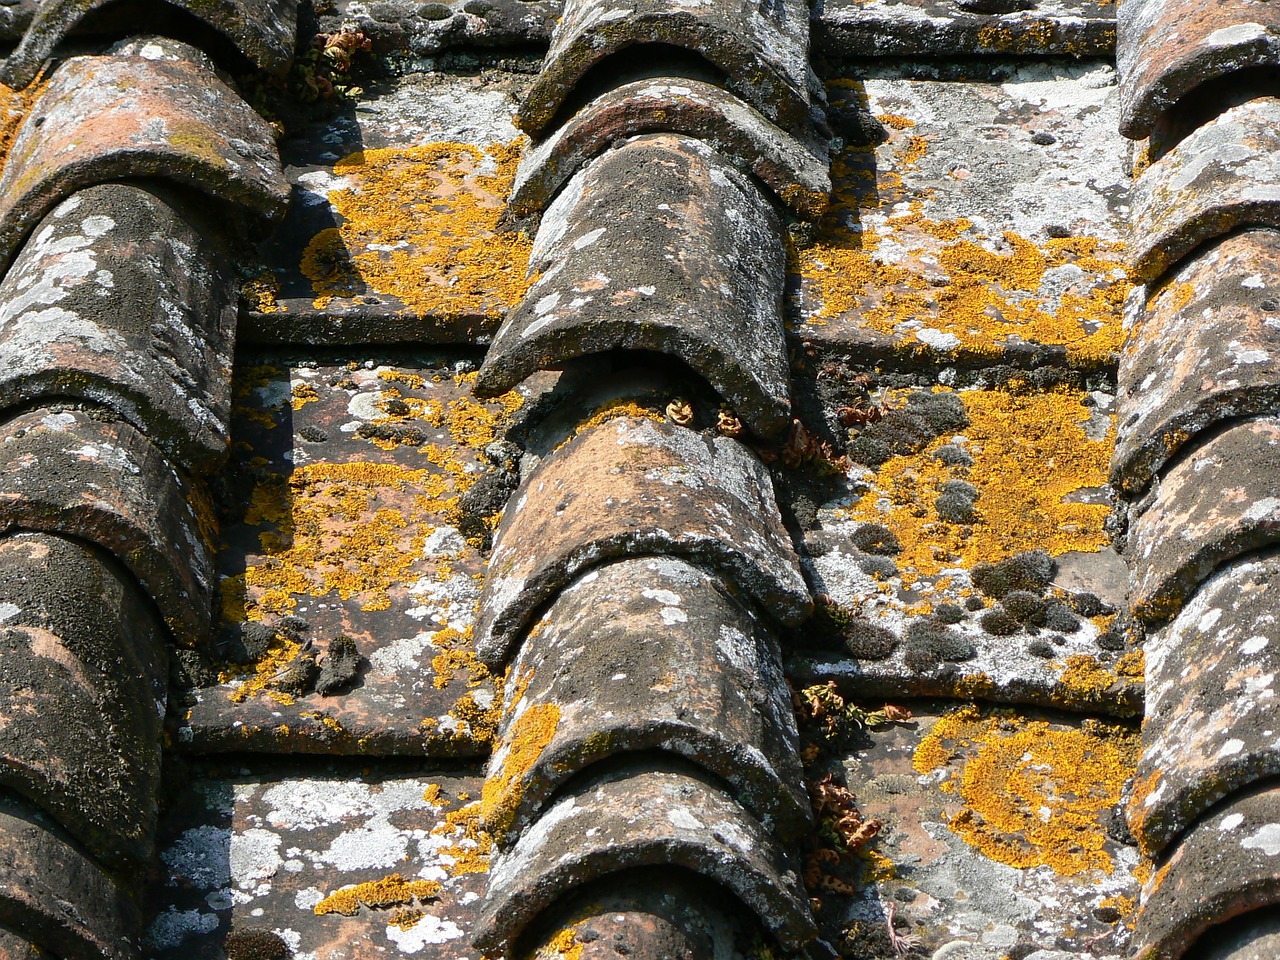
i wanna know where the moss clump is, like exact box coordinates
[934,443,974,467]
[971,549,1056,599]
[903,620,975,671]
[856,555,899,579]
[933,602,965,624]
[225,930,289,960]
[851,523,901,555]
[846,391,969,468]
[316,634,362,696]
[1042,600,1081,633]
[1000,591,1048,626]
[979,609,1019,636]
[935,479,980,523]
[843,619,899,660]
[1071,592,1114,618]
[1026,638,1056,659]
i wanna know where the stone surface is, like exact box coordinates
[1129,96,1280,285]
[0,804,140,960]
[0,183,239,473]
[1127,417,1280,625]
[514,0,812,139]
[1117,0,1280,139]
[477,135,792,438]
[0,408,214,649]
[816,0,1115,61]
[508,78,831,225]
[0,532,167,870]
[0,0,298,88]
[487,555,810,847]
[1130,552,1280,857]
[473,762,815,955]
[1134,786,1280,960]
[0,55,289,273]
[0,927,39,960]
[1114,229,1280,496]
[475,414,812,666]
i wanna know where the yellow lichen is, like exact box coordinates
[303,141,533,317]
[480,704,560,836]
[914,707,1139,877]
[845,387,1112,584]
[429,800,493,876]
[0,77,45,181]
[314,874,442,916]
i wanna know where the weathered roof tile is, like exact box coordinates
[1129,96,1280,285]
[0,408,215,649]
[514,0,812,138]
[0,54,289,274]
[477,135,792,438]
[1130,551,1280,857]
[0,533,167,870]
[1113,229,1280,496]
[1128,418,1280,625]
[508,78,830,225]
[0,807,141,960]
[474,762,815,955]
[486,555,810,847]
[1117,0,1280,140]
[476,414,812,666]
[0,183,239,472]
[1134,785,1280,960]
[0,0,298,89]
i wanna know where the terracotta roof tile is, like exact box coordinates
[0,54,289,274]
[1129,96,1280,285]
[1133,551,1280,858]
[0,408,215,649]
[0,533,167,869]
[0,807,141,960]
[514,0,813,138]
[0,183,239,472]
[476,414,811,666]
[1118,0,1280,139]
[486,555,811,849]
[508,77,831,225]
[473,762,816,955]
[477,134,793,438]
[0,0,298,89]
[1114,229,1280,497]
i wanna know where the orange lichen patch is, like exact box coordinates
[219,631,303,704]
[430,624,492,690]
[914,706,1140,877]
[481,703,560,836]
[0,77,44,179]
[303,141,533,317]
[1115,650,1145,680]
[291,381,320,410]
[1057,653,1141,706]
[877,113,916,130]
[450,691,501,746]
[538,924,586,960]
[390,908,426,930]
[242,271,282,314]
[845,387,1112,583]
[234,462,435,620]
[430,800,493,876]
[314,874,442,916]
[798,128,1129,362]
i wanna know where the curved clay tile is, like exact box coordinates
[508,78,830,225]
[0,54,290,275]
[514,0,812,137]
[477,135,792,439]
[0,533,167,871]
[475,414,812,666]
[0,183,239,472]
[1118,0,1280,140]
[473,762,815,956]
[0,408,215,649]
[0,0,297,89]
[485,555,811,848]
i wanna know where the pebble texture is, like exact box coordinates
[1126,417,1280,625]
[0,0,298,89]
[1129,96,1280,285]
[0,408,215,649]
[1134,786,1280,960]
[0,54,289,273]
[508,78,831,225]
[513,0,812,138]
[477,135,792,438]
[475,414,812,666]
[1117,0,1280,139]
[0,533,167,870]
[474,762,815,955]
[1114,229,1280,496]
[0,183,238,472]
[0,806,140,960]
[487,555,811,848]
